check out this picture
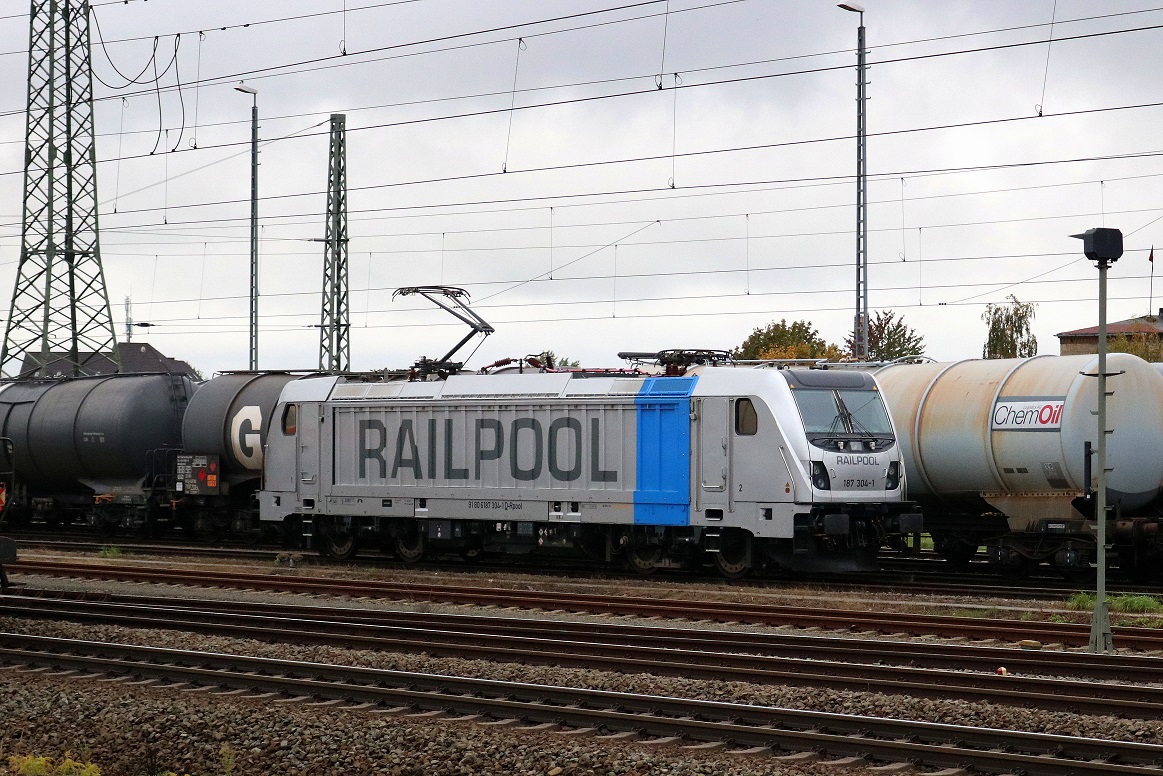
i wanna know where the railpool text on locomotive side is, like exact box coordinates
[357,417,619,483]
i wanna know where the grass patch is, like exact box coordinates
[1111,594,1162,614]
[1066,591,1095,611]
[1121,616,1162,628]
[96,546,121,559]
[1065,592,1163,614]
[948,608,1000,619]
[6,754,102,775]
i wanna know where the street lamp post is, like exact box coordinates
[839,2,868,359]
[1071,227,1123,653]
[235,83,259,371]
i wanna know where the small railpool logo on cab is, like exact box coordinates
[992,399,1065,431]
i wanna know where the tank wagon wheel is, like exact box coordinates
[1117,549,1158,583]
[2,508,29,530]
[194,515,226,544]
[1056,564,1096,584]
[931,533,980,567]
[393,520,426,563]
[713,530,753,579]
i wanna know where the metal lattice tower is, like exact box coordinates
[319,113,349,371]
[3,0,119,378]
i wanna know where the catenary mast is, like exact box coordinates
[4,0,119,378]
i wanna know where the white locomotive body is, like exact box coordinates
[258,366,919,575]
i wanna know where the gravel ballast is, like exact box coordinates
[2,566,1160,774]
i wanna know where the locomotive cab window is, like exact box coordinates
[735,398,758,436]
[792,388,892,435]
[282,403,298,436]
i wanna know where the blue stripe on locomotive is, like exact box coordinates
[633,376,697,525]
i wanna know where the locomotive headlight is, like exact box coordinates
[885,461,901,490]
[811,461,831,490]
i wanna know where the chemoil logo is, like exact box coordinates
[231,405,264,468]
[992,399,1065,431]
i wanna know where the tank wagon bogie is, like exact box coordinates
[258,367,919,576]
[876,353,1163,580]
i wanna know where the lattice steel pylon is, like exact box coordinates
[2,0,119,378]
[318,113,349,371]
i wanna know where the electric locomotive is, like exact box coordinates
[257,363,921,575]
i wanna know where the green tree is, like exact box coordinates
[843,310,925,361]
[733,319,842,360]
[1106,330,1163,361]
[981,295,1037,358]
[539,351,580,368]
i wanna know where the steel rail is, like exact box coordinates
[10,559,1163,649]
[10,587,1160,680]
[15,539,1157,600]
[2,634,1162,775]
[2,594,1161,718]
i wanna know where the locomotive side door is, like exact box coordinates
[695,396,731,515]
[297,401,322,509]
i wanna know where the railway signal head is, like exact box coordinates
[1070,228,1123,264]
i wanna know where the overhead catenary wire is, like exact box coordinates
[9,1,1163,365]
[76,164,1163,237]
[0,6,1156,132]
[102,285,1163,338]
[83,247,1146,310]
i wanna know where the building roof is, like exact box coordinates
[17,341,200,379]
[1056,309,1163,339]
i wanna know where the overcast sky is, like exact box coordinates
[0,0,1160,376]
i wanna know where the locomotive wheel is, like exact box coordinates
[321,530,359,560]
[393,521,426,563]
[626,544,662,575]
[713,531,752,579]
[318,518,360,560]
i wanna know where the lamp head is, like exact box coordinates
[1070,228,1123,263]
[838,3,865,12]
[234,83,257,95]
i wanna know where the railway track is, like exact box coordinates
[8,558,1163,648]
[3,633,1162,775]
[11,535,1159,601]
[1,589,1161,718]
